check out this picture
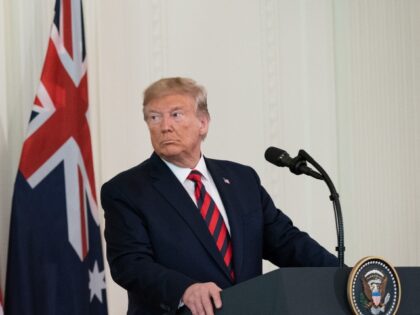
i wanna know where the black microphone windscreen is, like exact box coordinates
[264,147,287,165]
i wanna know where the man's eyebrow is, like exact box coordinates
[146,105,185,115]
[145,111,160,115]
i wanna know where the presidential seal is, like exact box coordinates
[347,257,401,315]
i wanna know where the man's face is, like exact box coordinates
[144,93,209,168]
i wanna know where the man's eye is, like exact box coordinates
[172,111,183,118]
[148,114,161,123]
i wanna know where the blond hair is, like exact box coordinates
[142,77,209,119]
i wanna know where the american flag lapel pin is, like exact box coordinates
[223,177,231,184]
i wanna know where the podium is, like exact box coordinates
[178,267,420,315]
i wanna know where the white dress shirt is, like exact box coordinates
[162,155,231,234]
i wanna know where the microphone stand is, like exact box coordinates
[295,150,345,268]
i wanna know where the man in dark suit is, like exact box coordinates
[101,77,339,315]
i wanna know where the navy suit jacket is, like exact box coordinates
[101,153,338,315]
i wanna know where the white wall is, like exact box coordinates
[0,1,419,314]
[334,0,420,265]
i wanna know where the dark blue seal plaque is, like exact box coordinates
[347,256,401,315]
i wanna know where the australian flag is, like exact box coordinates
[5,1,108,314]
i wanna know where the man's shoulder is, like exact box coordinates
[205,157,249,168]
[102,157,153,188]
[204,157,258,177]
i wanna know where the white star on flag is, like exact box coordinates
[89,261,106,303]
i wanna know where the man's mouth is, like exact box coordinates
[161,139,177,145]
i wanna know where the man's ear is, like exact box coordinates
[198,114,210,136]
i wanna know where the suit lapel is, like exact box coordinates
[205,158,244,280]
[149,153,232,281]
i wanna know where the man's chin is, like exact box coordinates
[157,147,181,159]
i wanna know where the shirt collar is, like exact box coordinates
[161,154,211,183]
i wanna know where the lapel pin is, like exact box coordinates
[223,178,230,184]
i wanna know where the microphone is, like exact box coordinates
[264,146,345,267]
[264,147,323,180]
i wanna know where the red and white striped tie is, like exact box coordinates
[187,170,235,280]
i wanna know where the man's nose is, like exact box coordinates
[160,115,173,131]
